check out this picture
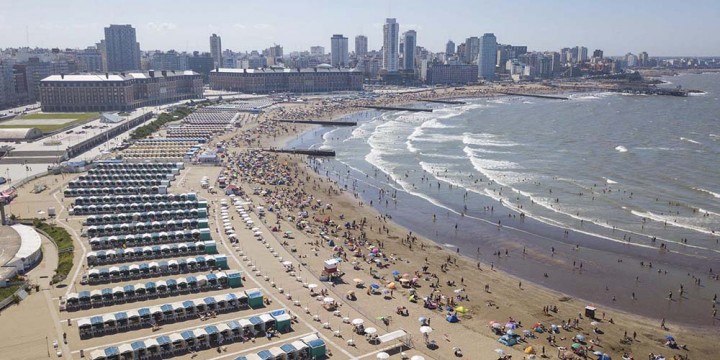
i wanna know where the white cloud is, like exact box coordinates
[145,22,178,32]
[232,24,247,29]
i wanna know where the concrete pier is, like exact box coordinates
[357,105,433,112]
[277,119,357,126]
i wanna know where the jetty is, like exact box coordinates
[276,119,357,126]
[500,92,569,100]
[264,148,335,157]
[357,105,433,112]
[420,99,467,105]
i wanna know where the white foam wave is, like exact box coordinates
[693,187,720,199]
[463,133,519,147]
[605,178,618,184]
[615,145,628,153]
[630,209,719,237]
[680,137,701,145]
[688,91,707,96]
[420,118,456,129]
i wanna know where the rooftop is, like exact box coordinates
[211,67,360,74]
[41,70,199,82]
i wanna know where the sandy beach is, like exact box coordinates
[0,84,717,360]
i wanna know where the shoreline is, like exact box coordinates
[271,93,719,329]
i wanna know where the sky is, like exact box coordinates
[0,0,719,57]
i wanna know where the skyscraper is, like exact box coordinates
[464,36,480,64]
[330,34,349,67]
[445,40,455,56]
[210,33,222,68]
[104,24,140,72]
[382,18,399,72]
[355,35,368,58]
[575,46,588,63]
[403,30,417,71]
[478,33,497,80]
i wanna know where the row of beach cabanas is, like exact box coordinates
[64,186,168,197]
[66,271,233,309]
[85,255,228,284]
[88,229,212,250]
[84,209,207,226]
[93,162,184,170]
[73,192,198,206]
[84,218,208,237]
[71,200,206,215]
[87,308,298,360]
[86,241,217,266]
[68,179,169,189]
[77,291,258,338]
[233,334,326,360]
[77,173,174,182]
[88,167,180,176]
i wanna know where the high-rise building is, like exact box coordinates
[575,46,588,63]
[150,50,188,71]
[478,33,497,80]
[464,36,480,64]
[330,34,349,67]
[209,33,222,68]
[382,18,400,72]
[310,46,325,56]
[76,47,103,72]
[592,49,604,59]
[0,61,17,109]
[355,35,368,58]
[104,24,140,72]
[445,40,455,56]
[188,51,214,82]
[402,30,417,71]
[266,45,283,66]
[638,51,649,67]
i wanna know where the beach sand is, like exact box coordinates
[0,84,717,360]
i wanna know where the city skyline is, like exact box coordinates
[0,0,719,56]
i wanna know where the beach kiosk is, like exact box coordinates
[245,288,264,308]
[216,255,229,270]
[271,309,292,332]
[302,334,326,359]
[227,270,243,288]
[584,305,596,319]
[204,241,218,254]
[320,259,343,282]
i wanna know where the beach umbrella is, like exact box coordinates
[455,306,467,313]
[524,346,535,354]
[377,352,390,360]
[665,335,675,341]
[576,334,586,342]
[593,351,604,356]
[370,283,380,289]
[420,326,433,334]
[418,316,427,324]
[491,323,503,329]
[590,321,599,326]
[410,356,425,360]
[323,297,335,304]
[353,278,364,285]
[391,270,400,277]
[506,329,515,336]
[351,318,364,326]
[600,354,611,360]
[494,349,506,355]
[386,282,396,289]
[308,283,318,289]
[364,327,377,335]
[505,322,517,329]
[571,343,582,349]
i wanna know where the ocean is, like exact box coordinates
[289,73,720,325]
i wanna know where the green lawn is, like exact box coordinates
[0,112,99,133]
[33,220,74,284]
[0,284,21,303]
[19,113,98,121]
